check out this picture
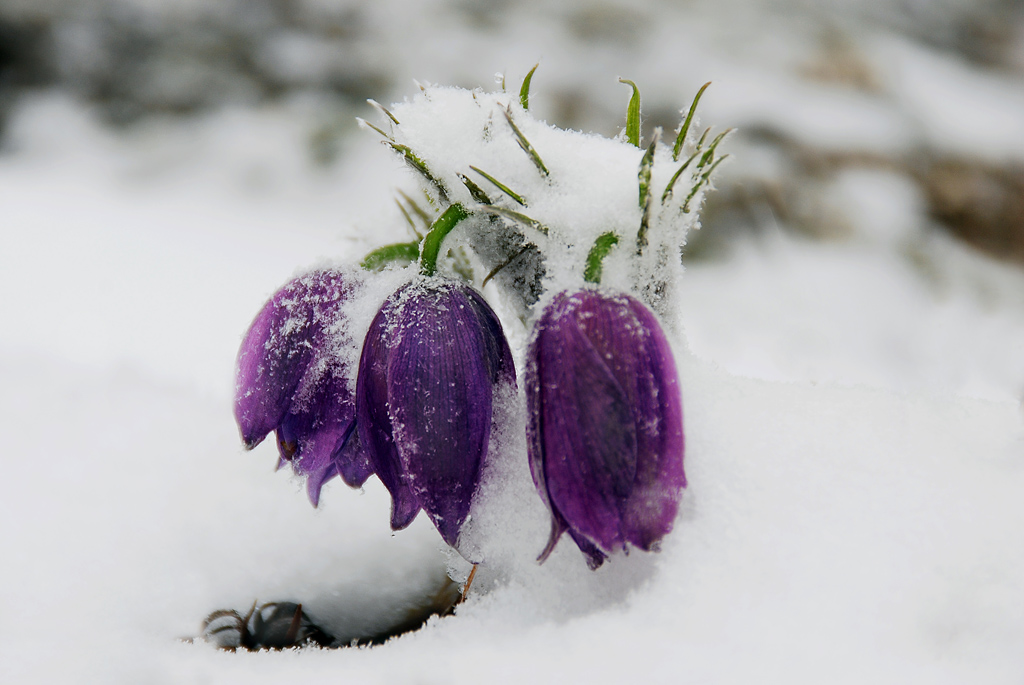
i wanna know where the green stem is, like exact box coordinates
[420,204,470,276]
[584,232,620,284]
[361,242,420,271]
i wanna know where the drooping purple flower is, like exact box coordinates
[356,278,515,549]
[235,268,372,505]
[526,289,685,569]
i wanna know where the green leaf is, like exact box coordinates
[386,142,449,203]
[520,63,539,111]
[695,126,711,150]
[469,166,527,206]
[660,149,700,205]
[482,245,531,287]
[359,118,394,142]
[397,189,434,232]
[619,79,641,148]
[395,198,419,236]
[447,246,475,282]
[503,108,549,177]
[636,130,659,253]
[698,128,734,169]
[420,204,470,276]
[584,232,620,284]
[477,205,548,235]
[683,154,729,214]
[458,173,493,204]
[361,242,420,271]
[367,99,400,125]
[672,82,710,162]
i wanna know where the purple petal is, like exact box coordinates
[356,279,515,547]
[235,268,372,506]
[529,298,637,552]
[388,285,495,546]
[526,289,685,565]
[279,375,361,507]
[356,299,422,530]
[235,277,318,449]
[461,286,517,388]
[333,422,374,489]
[618,297,686,550]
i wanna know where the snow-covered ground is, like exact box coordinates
[2,29,1023,685]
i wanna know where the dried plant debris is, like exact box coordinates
[200,581,463,650]
[919,159,1024,265]
[202,602,334,651]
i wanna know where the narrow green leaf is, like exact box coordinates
[683,154,729,214]
[420,204,470,276]
[367,99,400,125]
[447,246,475,282]
[503,108,549,177]
[636,130,659,253]
[520,63,539,111]
[482,245,531,287]
[477,205,548,235]
[394,198,419,236]
[638,130,658,210]
[660,150,700,205]
[458,173,493,204]
[672,81,710,162]
[698,128,734,169]
[695,126,711,150]
[359,118,395,142]
[361,241,420,271]
[469,166,527,206]
[397,189,434,230]
[386,142,449,203]
[584,232,620,284]
[619,79,641,148]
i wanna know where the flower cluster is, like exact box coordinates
[234,73,725,568]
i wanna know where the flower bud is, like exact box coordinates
[235,269,372,505]
[357,278,515,549]
[526,289,685,569]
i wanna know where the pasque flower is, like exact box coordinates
[235,269,372,505]
[526,289,686,569]
[357,278,515,549]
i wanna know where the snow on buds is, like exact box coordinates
[356,278,515,550]
[234,268,372,506]
[526,289,686,569]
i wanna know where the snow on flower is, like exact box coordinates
[234,267,373,506]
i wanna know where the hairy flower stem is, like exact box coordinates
[420,204,470,276]
[461,564,478,602]
[361,241,420,271]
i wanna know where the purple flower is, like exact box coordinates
[356,278,515,549]
[526,289,685,569]
[235,269,372,506]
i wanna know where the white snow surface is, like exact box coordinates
[1,84,1023,685]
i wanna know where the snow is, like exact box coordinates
[2,29,1024,685]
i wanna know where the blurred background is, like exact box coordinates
[1,2,1022,678]
[1,0,1022,397]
